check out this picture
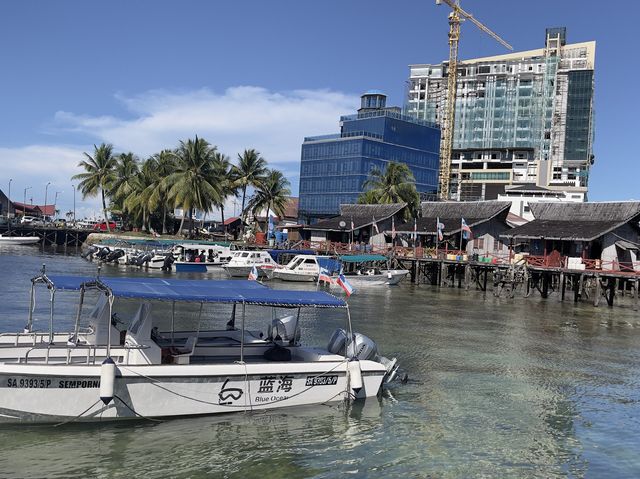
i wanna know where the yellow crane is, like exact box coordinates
[435,0,513,200]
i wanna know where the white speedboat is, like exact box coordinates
[336,255,409,286]
[0,234,40,245]
[222,251,278,278]
[272,255,341,282]
[0,271,399,423]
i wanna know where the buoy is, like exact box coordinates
[348,360,363,397]
[99,357,116,405]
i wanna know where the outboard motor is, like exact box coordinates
[161,253,175,271]
[328,328,400,385]
[270,315,300,345]
[135,253,152,267]
[96,246,111,260]
[106,249,125,263]
[81,245,99,260]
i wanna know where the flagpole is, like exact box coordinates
[459,218,463,254]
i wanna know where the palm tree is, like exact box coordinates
[358,161,420,220]
[165,136,222,236]
[212,152,237,239]
[146,150,177,234]
[247,169,291,228]
[72,143,117,232]
[232,149,267,230]
[125,160,156,232]
[110,152,140,226]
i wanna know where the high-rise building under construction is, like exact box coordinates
[405,27,595,202]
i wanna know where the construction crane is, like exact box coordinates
[435,0,513,200]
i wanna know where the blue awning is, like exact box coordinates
[339,254,388,263]
[45,275,347,308]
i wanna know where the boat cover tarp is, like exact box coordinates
[45,275,346,308]
[339,254,388,263]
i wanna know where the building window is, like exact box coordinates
[473,237,485,250]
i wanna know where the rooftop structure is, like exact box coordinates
[406,27,595,202]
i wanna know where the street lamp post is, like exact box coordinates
[44,182,51,224]
[23,187,31,218]
[54,191,61,220]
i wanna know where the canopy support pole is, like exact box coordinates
[25,282,36,333]
[48,289,56,345]
[72,286,85,344]
[171,301,176,345]
[240,302,246,363]
[346,306,354,358]
[293,308,301,345]
[106,294,114,357]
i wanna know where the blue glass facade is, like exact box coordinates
[298,100,440,223]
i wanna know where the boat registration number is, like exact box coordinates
[305,375,338,386]
[5,377,100,389]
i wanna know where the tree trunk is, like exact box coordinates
[240,186,247,233]
[188,207,193,236]
[101,189,110,233]
[142,206,147,232]
[178,207,186,235]
[220,205,226,240]
[162,203,167,235]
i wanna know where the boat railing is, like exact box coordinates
[0,328,95,347]
[22,342,150,365]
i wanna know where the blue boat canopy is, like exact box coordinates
[339,254,388,263]
[45,275,347,308]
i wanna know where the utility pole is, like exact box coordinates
[72,184,76,225]
[7,178,11,220]
[44,181,51,223]
[23,187,31,217]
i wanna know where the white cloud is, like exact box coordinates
[2,86,360,220]
[54,86,359,177]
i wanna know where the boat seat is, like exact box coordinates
[172,336,197,364]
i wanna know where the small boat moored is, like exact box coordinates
[272,255,341,282]
[337,254,410,286]
[0,270,400,423]
[0,234,40,246]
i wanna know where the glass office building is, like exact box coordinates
[406,28,595,201]
[298,91,440,223]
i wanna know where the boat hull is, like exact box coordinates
[336,270,410,287]
[174,261,224,273]
[272,270,317,282]
[223,265,272,278]
[0,361,385,423]
[0,237,40,245]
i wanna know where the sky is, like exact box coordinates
[0,0,638,219]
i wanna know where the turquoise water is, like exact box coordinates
[0,245,639,478]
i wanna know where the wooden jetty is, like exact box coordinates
[0,225,90,247]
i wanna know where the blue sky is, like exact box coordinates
[0,0,637,218]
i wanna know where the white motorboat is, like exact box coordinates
[0,271,399,423]
[272,255,341,282]
[222,250,278,278]
[336,255,409,286]
[0,234,40,246]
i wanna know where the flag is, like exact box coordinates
[248,265,259,281]
[318,267,333,284]
[413,217,418,242]
[461,218,472,240]
[437,217,445,242]
[392,216,396,240]
[336,274,355,297]
[372,216,379,234]
[267,215,275,236]
[350,217,355,231]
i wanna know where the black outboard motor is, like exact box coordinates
[135,253,152,266]
[161,253,175,271]
[81,245,99,260]
[106,249,125,263]
[96,246,111,260]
